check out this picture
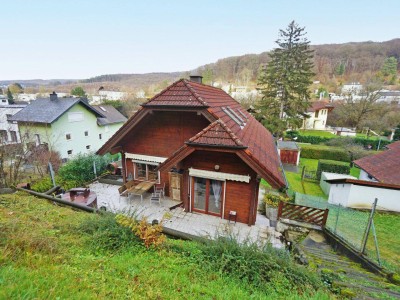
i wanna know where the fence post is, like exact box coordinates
[277,201,283,219]
[334,204,341,234]
[93,161,97,178]
[360,198,378,255]
[371,221,382,266]
[48,162,56,188]
[322,208,329,227]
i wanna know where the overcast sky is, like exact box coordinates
[1,0,399,80]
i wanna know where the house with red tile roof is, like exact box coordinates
[301,100,334,130]
[97,76,286,225]
[354,140,400,185]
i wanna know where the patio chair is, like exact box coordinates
[154,182,165,199]
[150,192,161,205]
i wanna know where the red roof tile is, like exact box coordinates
[354,141,400,185]
[188,119,244,147]
[307,100,334,112]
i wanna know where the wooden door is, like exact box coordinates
[169,172,181,201]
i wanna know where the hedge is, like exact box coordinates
[293,134,391,150]
[300,145,351,162]
[316,159,350,180]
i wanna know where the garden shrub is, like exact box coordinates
[301,145,351,162]
[317,160,350,180]
[264,193,290,208]
[77,212,142,252]
[116,215,166,249]
[197,236,324,294]
[58,153,113,187]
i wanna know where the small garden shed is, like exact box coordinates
[277,141,300,166]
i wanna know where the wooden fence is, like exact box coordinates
[278,201,329,227]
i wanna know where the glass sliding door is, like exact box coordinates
[193,177,206,211]
[192,177,223,216]
[209,180,222,215]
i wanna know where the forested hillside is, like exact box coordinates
[195,39,400,88]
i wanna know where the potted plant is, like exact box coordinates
[264,193,289,227]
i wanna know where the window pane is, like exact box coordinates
[136,163,146,179]
[148,165,158,181]
[209,180,222,214]
[193,177,206,211]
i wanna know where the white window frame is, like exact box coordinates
[133,161,160,184]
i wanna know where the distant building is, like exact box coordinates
[341,82,363,95]
[10,92,127,159]
[0,102,27,144]
[301,101,334,130]
[17,93,37,102]
[375,90,400,105]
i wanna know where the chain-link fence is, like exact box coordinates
[295,193,370,250]
[295,193,400,272]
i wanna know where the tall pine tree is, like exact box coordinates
[257,21,315,136]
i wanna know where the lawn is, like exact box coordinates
[296,130,336,137]
[0,193,331,299]
[367,211,400,273]
[299,157,360,179]
[285,171,326,198]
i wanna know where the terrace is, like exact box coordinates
[89,181,283,248]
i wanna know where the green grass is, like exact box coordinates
[356,133,389,141]
[285,171,326,197]
[296,130,336,137]
[0,193,332,299]
[366,212,400,273]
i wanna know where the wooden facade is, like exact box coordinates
[97,78,286,225]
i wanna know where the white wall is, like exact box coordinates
[328,183,400,212]
[320,172,356,195]
[359,169,378,182]
[0,105,25,144]
[328,183,351,206]
[301,108,329,130]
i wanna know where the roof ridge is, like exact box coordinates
[143,79,184,105]
[182,79,208,106]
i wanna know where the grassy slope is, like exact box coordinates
[297,130,336,137]
[0,193,331,300]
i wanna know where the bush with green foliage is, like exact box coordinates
[317,160,350,180]
[77,212,142,252]
[58,153,112,186]
[301,145,351,162]
[194,236,324,294]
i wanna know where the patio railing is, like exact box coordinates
[278,201,329,227]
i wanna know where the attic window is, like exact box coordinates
[66,133,71,140]
[99,106,107,112]
[222,106,245,128]
[84,131,89,137]
[227,107,245,125]
[237,109,248,120]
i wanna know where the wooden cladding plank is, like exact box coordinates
[278,201,329,227]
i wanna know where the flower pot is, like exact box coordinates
[265,205,278,227]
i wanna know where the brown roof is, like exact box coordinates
[307,100,334,112]
[187,119,245,148]
[97,79,285,188]
[354,141,400,185]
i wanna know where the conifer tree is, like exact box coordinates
[7,88,14,104]
[257,21,315,136]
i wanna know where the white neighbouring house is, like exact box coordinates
[375,90,400,105]
[325,178,400,213]
[0,102,27,144]
[301,101,334,130]
[324,141,400,212]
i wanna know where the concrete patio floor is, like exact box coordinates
[89,181,283,248]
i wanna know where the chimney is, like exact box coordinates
[189,75,203,84]
[50,91,58,101]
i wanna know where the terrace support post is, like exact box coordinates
[322,208,329,228]
[360,198,378,255]
[277,201,283,219]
